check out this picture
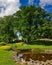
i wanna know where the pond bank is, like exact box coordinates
[12,49,52,65]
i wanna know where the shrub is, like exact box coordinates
[11,42,23,50]
[0,46,11,50]
[11,43,31,50]
[0,42,6,46]
[16,42,23,46]
[11,44,18,50]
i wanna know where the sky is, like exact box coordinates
[0,0,52,17]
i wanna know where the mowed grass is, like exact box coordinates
[12,42,52,50]
[0,50,20,65]
[30,44,52,49]
[0,41,52,65]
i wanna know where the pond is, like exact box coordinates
[17,49,52,61]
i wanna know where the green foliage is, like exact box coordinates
[0,42,6,46]
[12,42,31,50]
[0,5,52,44]
[11,42,52,50]
[13,5,52,43]
[0,45,11,50]
[0,16,16,43]
[16,42,23,46]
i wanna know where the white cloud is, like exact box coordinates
[0,0,20,17]
[29,0,34,5]
[39,0,52,8]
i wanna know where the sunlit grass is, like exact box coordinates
[0,50,20,65]
[0,46,11,50]
[12,42,52,50]
[30,44,52,49]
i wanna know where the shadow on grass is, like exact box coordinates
[27,41,52,46]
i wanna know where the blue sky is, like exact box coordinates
[20,0,52,13]
[20,0,39,6]
[0,0,52,17]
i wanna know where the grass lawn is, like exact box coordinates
[0,50,20,65]
[0,42,52,65]
[12,42,52,50]
[30,44,52,49]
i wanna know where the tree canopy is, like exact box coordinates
[0,5,52,43]
[13,6,52,43]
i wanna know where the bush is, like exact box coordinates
[11,42,23,50]
[0,42,6,46]
[0,46,11,50]
[16,42,23,46]
[11,43,31,50]
[11,44,18,50]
